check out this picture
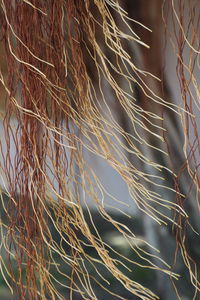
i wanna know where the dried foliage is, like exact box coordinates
[0,1,199,299]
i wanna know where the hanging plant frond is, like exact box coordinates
[0,1,199,299]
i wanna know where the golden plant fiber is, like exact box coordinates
[0,1,199,299]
